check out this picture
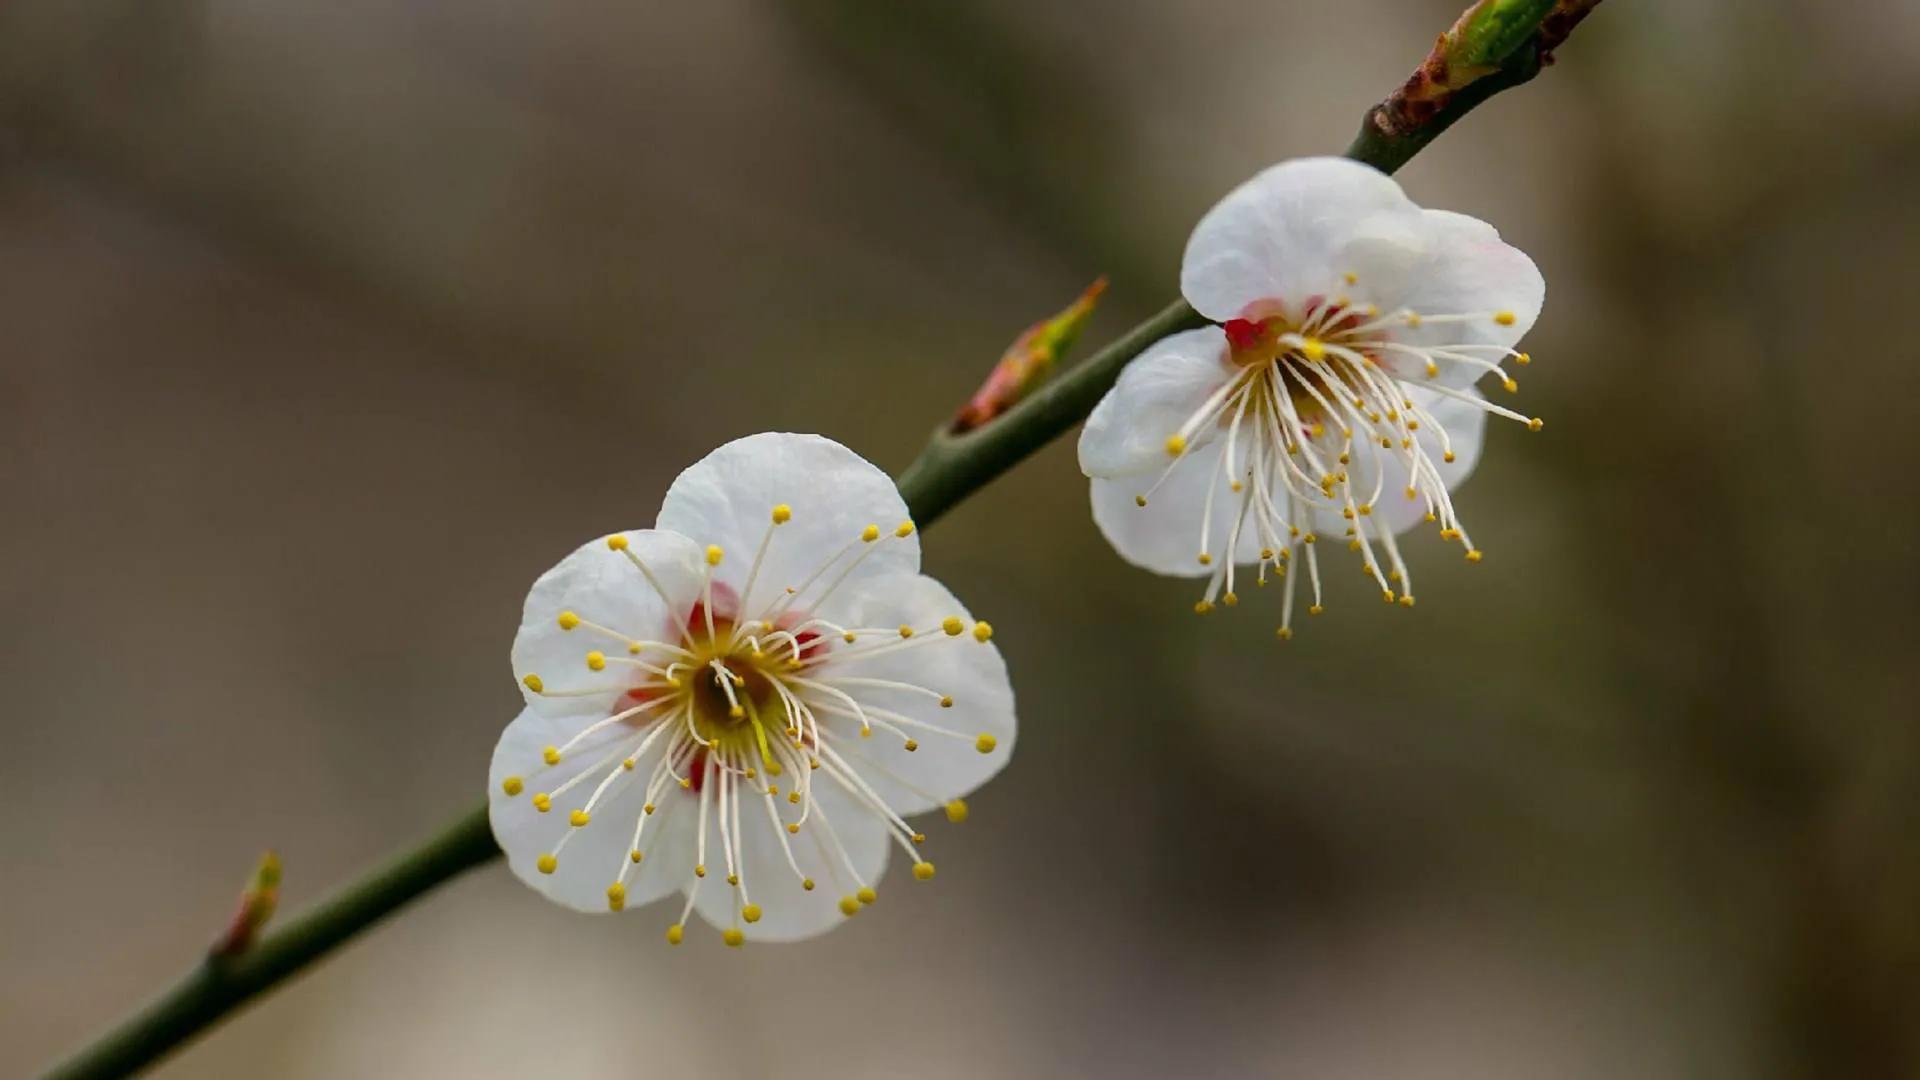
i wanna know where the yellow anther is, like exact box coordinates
[522,673,544,693]
[904,739,919,752]
[898,624,914,638]
[1399,595,1416,607]
[1342,507,1355,520]
[895,521,915,538]
[1260,548,1275,560]
[1300,337,1326,362]
[586,650,606,671]
[1230,481,1243,493]
[1276,626,1294,641]
[842,631,857,643]
[606,534,629,551]
[787,822,801,833]
[1358,504,1373,517]
[501,776,524,797]
[857,886,878,905]
[532,793,552,813]
[536,854,557,875]
[945,799,969,823]
[941,616,964,636]
[1494,310,1516,326]
[622,757,635,771]
[666,924,685,945]
[705,545,724,566]
[729,705,745,719]
[1349,540,1362,552]
[643,802,656,815]
[542,746,561,766]
[1135,494,1148,507]
[975,733,998,754]
[1443,450,1457,463]
[1425,360,1439,377]
[569,809,591,827]
[1502,377,1518,393]
[802,878,816,891]
[859,727,873,738]
[630,849,644,863]
[1303,533,1317,544]
[1466,550,1485,563]
[1309,604,1325,616]
[1197,552,1213,566]
[742,903,763,924]
[939,695,954,708]
[838,895,860,916]
[771,503,792,524]
[727,873,739,886]
[1515,352,1532,366]
[694,864,706,878]
[1222,592,1239,607]
[1165,434,1187,456]
[1193,600,1214,615]
[1381,590,1395,603]
[766,760,784,777]
[628,643,642,654]
[1406,312,1423,327]
[557,611,581,631]
[606,882,626,910]
[1344,271,1359,285]
[913,861,936,881]
[911,832,927,844]
[861,524,881,543]
[1527,417,1544,432]
[972,621,993,642]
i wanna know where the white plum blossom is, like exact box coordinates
[1079,157,1546,636]
[489,433,1015,945]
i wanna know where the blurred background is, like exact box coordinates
[3,1,1916,1077]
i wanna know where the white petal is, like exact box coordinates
[510,529,706,723]
[808,572,1016,815]
[1344,208,1545,389]
[657,432,919,619]
[1078,327,1234,479]
[1181,157,1419,322]
[687,775,891,943]
[1306,385,1489,538]
[489,705,694,914]
[1089,444,1268,577]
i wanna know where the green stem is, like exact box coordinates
[41,9,1598,1078]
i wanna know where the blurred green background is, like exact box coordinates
[4,1,1917,1077]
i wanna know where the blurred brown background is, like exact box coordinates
[4,1,1917,1077]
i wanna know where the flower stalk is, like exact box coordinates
[38,4,1604,1077]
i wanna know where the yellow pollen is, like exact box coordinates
[857,886,878,905]
[972,621,993,642]
[536,854,557,875]
[771,503,792,524]
[1344,272,1358,285]
[802,878,815,891]
[629,643,642,654]
[501,776,524,796]
[904,739,919,752]
[1425,360,1439,377]
[729,705,745,719]
[542,746,561,766]
[1193,600,1213,615]
[1443,450,1457,463]
[1135,494,1148,507]
[1466,550,1485,563]
[727,873,739,886]
[586,651,606,671]
[861,524,881,543]
[1301,337,1326,362]
[1381,590,1394,603]
[606,534,629,551]
[1359,504,1373,517]
[1400,595,1416,607]
[1222,592,1239,607]
[787,822,800,833]
[788,792,801,804]
[1515,352,1532,366]
[643,802,656,814]
[630,849,644,863]
[522,674,544,693]
[1494,311,1516,326]
[557,611,581,631]
[666,924,684,945]
[838,895,860,917]
[1502,377,1519,393]
[1197,552,1213,566]
[705,545,724,566]
[532,793,552,813]
[843,631,857,643]
[1164,434,1187,456]
[766,761,784,777]
[742,903,763,924]
[913,861,936,881]
[606,882,626,910]
[975,733,997,754]
[1527,417,1545,432]
[1276,627,1294,641]
[694,864,706,878]
[1304,534,1318,544]
[1309,604,1325,616]
[942,616,964,636]
[939,695,954,708]
[1406,312,1423,327]
[569,809,591,827]
[622,758,635,771]
[946,799,969,823]
[895,521,915,538]
[898,625,914,638]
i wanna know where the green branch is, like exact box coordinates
[39,6,1601,1077]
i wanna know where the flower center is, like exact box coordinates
[1138,291,1544,637]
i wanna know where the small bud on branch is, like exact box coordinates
[209,851,281,958]
[951,277,1107,434]
[1366,0,1601,140]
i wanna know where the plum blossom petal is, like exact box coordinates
[1079,327,1234,478]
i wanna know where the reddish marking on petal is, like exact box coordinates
[1222,318,1264,351]
[685,748,709,794]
